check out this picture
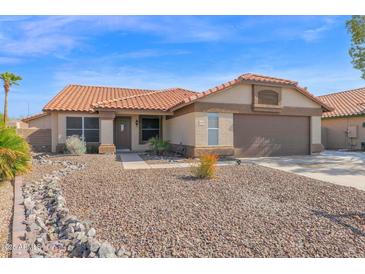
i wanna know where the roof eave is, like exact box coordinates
[170,79,331,112]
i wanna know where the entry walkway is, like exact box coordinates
[119,152,150,169]
[119,152,238,170]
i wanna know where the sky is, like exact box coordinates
[0,15,364,118]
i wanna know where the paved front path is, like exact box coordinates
[120,152,239,170]
[119,152,151,169]
[240,150,365,191]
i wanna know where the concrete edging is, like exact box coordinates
[11,176,29,258]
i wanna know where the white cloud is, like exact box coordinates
[0,16,238,58]
[52,64,238,92]
[301,17,337,42]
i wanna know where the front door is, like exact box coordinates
[114,117,131,150]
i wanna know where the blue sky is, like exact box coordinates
[0,15,364,118]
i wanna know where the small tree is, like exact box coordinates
[346,16,365,79]
[0,72,22,126]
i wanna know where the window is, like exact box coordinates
[208,113,219,146]
[66,117,100,142]
[258,90,279,105]
[140,117,160,143]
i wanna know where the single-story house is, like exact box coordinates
[22,73,331,157]
[319,87,365,150]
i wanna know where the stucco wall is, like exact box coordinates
[322,116,365,150]
[311,116,322,145]
[100,119,114,145]
[281,87,320,108]
[199,84,252,104]
[131,115,149,151]
[165,112,195,146]
[51,112,58,152]
[195,112,233,147]
[28,114,51,129]
[166,112,234,148]
[199,83,321,109]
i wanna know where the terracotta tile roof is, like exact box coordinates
[319,87,365,118]
[43,84,197,112]
[239,73,298,85]
[43,73,331,113]
[21,112,49,122]
[172,73,332,111]
[93,88,198,111]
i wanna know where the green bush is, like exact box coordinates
[0,113,4,128]
[86,143,99,154]
[65,136,86,155]
[0,127,31,181]
[191,154,218,179]
[148,137,170,155]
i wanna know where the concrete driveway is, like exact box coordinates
[240,150,365,191]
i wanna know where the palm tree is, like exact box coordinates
[0,72,22,126]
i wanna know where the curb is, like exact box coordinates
[11,176,29,258]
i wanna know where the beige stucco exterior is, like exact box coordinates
[322,116,365,150]
[200,84,252,104]
[281,87,320,108]
[29,82,325,155]
[131,115,149,151]
[165,112,195,146]
[199,83,321,110]
[311,116,322,146]
[194,112,233,147]
[100,119,114,145]
[27,114,52,129]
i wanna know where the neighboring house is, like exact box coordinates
[8,119,29,129]
[22,73,331,157]
[19,112,52,152]
[319,87,365,150]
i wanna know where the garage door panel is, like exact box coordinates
[234,114,310,157]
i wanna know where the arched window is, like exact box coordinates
[258,90,279,105]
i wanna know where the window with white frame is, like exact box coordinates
[208,113,219,146]
[66,117,100,142]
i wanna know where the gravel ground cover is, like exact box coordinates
[29,154,365,257]
[0,181,13,258]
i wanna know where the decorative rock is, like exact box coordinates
[24,197,35,210]
[87,238,100,253]
[22,155,127,258]
[26,231,37,245]
[88,252,96,258]
[116,247,126,257]
[98,242,116,258]
[87,228,96,237]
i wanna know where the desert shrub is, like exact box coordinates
[86,143,99,154]
[191,154,219,179]
[65,135,86,155]
[0,127,31,181]
[148,137,170,155]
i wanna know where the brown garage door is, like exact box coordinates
[234,114,310,157]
